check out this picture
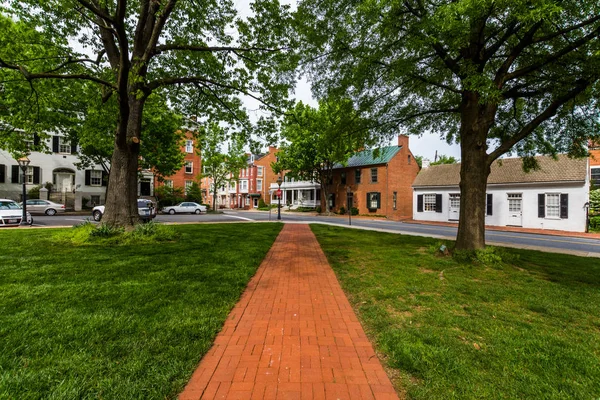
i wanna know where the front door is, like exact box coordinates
[57,173,73,192]
[140,180,151,196]
[448,194,460,220]
[507,193,523,226]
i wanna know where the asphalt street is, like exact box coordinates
[25,209,600,257]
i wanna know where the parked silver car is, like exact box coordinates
[162,202,207,214]
[21,199,66,216]
[0,199,33,226]
[92,199,157,222]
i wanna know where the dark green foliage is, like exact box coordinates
[589,216,600,231]
[316,206,322,213]
[338,206,346,215]
[258,198,267,208]
[350,207,359,216]
[185,182,203,203]
[312,225,600,399]
[0,223,282,399]
[155,186,185,208]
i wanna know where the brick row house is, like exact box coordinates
[590,141,600,187]
[322,135,420,220]
[154,131,201,195]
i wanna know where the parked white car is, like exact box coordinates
[162,202,207,215]
[0,199,33,226]
[21,199,66,215]
[92,199,157,222]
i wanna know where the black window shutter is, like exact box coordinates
[71,139,78,154]
[52,136,59,153]
[417,194,423,212]
[11,165,20,183]
[376,192,381,209]
[435,194,442,213]
[85,170,91,186]
[560,194,568,219]
[538,193,545,218]
[0,164,5,183]
[33,133,40,147]
[33,167,40,184]
[101,171,108,186]
[486,194,493,216]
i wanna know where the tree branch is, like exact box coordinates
[487,79,591,162]
[76,0,114,23]
[503,25,600,83]
[147,76,285,115]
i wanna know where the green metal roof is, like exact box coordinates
[334,145,401,169]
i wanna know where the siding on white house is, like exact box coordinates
[412,155,589,233]
[413,182,588,232]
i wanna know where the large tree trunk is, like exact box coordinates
[455,92,495,251]
[102,97,146,227]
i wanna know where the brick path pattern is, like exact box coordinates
[179,224,399,400]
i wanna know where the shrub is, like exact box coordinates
[27,185,41,199]
[316,206,322,213]
[185,182,203,203]
[155,185,185,208]
[339,206,346,215]
[351,207,359,216]
[54,220,179,245]
[258,198,267,208]
[90,223,125,238]
[453,246,520,267]
[589,216,600,231]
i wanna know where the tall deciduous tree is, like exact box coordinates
[296,0,600,249]
[0,0,296,226]
[275,100,372,213]
[200,123,246,212]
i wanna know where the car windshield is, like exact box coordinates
[0,201,21,210]
[137,201,153,208]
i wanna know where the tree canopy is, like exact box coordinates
[275,100,372,212]
[1,0,297,226]
[296,0,600,249]
[199,123,246,212]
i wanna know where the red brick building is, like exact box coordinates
[325,135,419,220]
[154,131,201,194]
[254,146,281,205]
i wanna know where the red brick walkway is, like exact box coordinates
[179,224,399,400]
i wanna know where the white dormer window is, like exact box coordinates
[185,140,193,153]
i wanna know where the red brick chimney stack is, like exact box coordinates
[398,135,409,149]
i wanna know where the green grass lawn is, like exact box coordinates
[0,223,282,400]
[311,225,600,399]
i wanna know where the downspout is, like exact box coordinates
[386,163,389,217]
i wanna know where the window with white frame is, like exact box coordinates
[59,137,71,153]
[185,180,193,193]
[546,193,560,218]
[240,180,248,190]
[90,170,102,186]
[185,140,193,153]
[245,197,251,205]
[257,166,263,176]
[164,179,173,188]
[257,179,263,191]
[185,161,193,174]
[424,194,437,211]
[25,166,34,184]
[370,168,378,183]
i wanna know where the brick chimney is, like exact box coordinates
[398,135,409,149]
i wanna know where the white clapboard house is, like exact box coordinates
[412,155,589,232]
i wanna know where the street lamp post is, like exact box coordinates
[346,186,352,226]
[17,157,31,226]
[276,176,283,220]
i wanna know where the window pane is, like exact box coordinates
[371,168,377,183]
[424,194,436,211]
[546,193,560,218]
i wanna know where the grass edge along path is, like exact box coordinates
[311,224,600,400]
[0,223,282,400]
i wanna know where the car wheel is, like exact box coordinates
[194,209,201,214]
[169,209,175,215]
[93,210,103,221]
[45,208,57,216]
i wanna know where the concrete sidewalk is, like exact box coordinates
[179,224,399,400]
